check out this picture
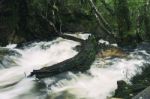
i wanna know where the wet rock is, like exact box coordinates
[132,86,150,99]
[0,48,21,68]
[114,64,150,99]
[73,45,81,52]
[0,48,21,56]
[97,46,127,58]
[114,80,133,99]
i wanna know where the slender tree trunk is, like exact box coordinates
[144,0,150,40]
[114,0,131,44]
[39,14,58,33]
[100,0,114,16]
[136,9,143,43]
[88,0,115,42]
[88,0,112,32]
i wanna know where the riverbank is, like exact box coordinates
[114,42,150,99]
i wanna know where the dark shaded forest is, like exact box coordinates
[0,0,150,46]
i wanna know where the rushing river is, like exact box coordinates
[0,34,150,99]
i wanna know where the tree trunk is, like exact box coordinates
[29,35,97,79]
[88,0,116,43]
[100,0,114,16]
[144,0,150,40]
[114,0,131,44]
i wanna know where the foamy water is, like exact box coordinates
[0,34,150,99]
[0,37,79,99]
[45,50,150,99]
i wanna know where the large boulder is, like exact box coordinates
[132,86,150,99]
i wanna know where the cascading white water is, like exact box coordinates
[0,34,150,99]
[45,50,150,99]
[0,37,80,99]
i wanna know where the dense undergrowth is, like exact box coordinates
[0,0,150,46]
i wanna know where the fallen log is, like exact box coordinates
[29,35,97,79]
[59,34,84,43]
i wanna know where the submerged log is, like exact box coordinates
[29,35,97,78]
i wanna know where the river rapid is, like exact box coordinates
[0,34,150,99]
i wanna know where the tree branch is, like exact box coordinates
[100,0,115,15]
[88,0,116,40]
[88,0,112,31]
[59,34,84,43]
[39,14,58,33]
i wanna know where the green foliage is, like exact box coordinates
[1,0,150,45]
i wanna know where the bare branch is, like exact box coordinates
[88,0,112,31]
[39,14,58,33]
[100,0,114,15]
[88,0,115,40]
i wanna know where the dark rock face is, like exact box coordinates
[114,80,132,99]
[132,86,150,99]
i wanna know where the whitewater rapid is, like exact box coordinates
[0,34,150,99]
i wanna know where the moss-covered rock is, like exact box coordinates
[114,64,150,99]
